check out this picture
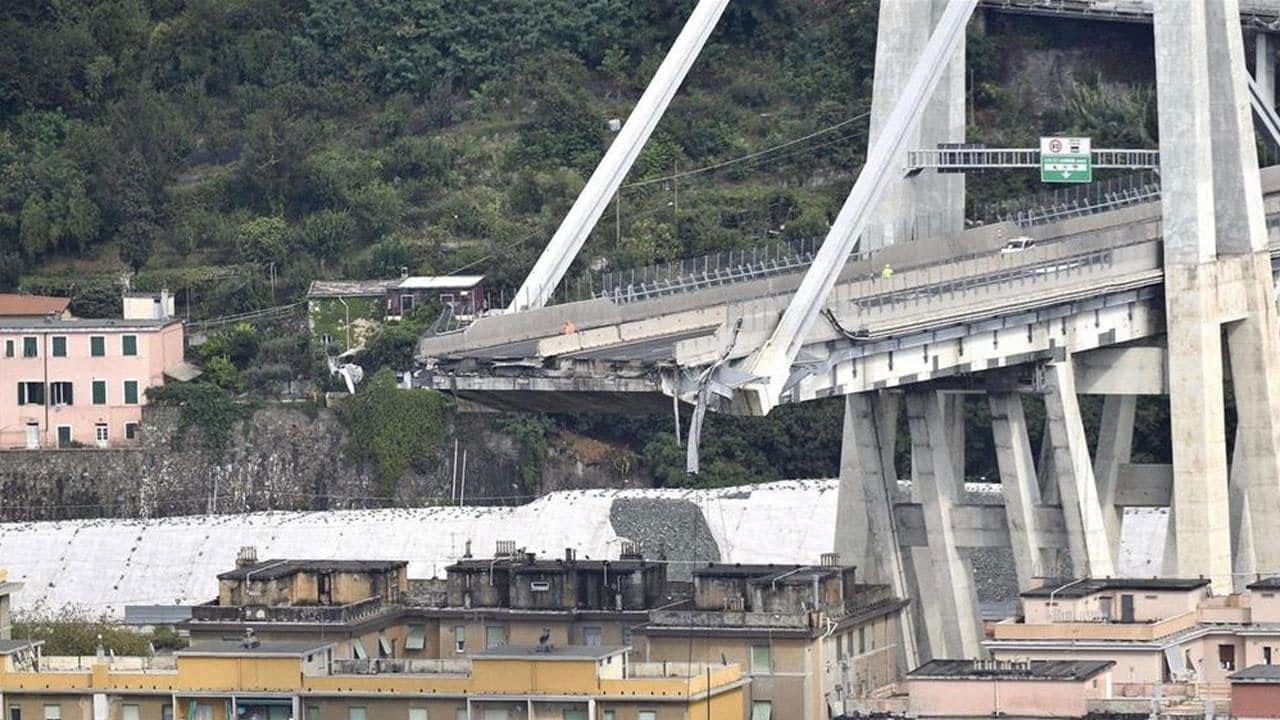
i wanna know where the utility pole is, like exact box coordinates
[672,160,679,239]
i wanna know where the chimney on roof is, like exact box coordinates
[565,548,576,562]
[236,546,258,570]
[820,552,840,567]
[463,540,472,559]
[400,266,409,279]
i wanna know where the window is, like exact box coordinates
[622,626,633,648]
[122,706,140,720]
[378,630,392,657]
[400,294,415,313]
[193,705,212,720]
[122,335,137,356]
[454,711,467,720]
[90,336,105,356]
[306,708,319,720]
[4,339,12,357]
[162,707,172,720]
[406,624,426,651]
[561,711,587,720]
[22,337,37,357]
[583,626,602,647]
[18,381,44,406]
[637,712,657,720]
[57,426,72,448]
[1219,644,1236,671]
[352,637,368,660]
[51,336,66,357]
[602,713,615,720]
[409,710,427,720]
[125,423,139,440]
[1266,646,1274,665]
[92,380,106,405]
[123,380,139,404]
[750,644,771,674]
[50,381,72,406]
[10,706,20,720]
[836,634,844,660]
[454,625,466,653]
[43,706,60,720]
[485,625,506,649]
[348,708,366,720]
[751,702,773,720]
[321,334,333,347]
[858,626,866,654]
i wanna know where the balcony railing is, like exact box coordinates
[329,658,470,676]
[188,596,386,624]
[991,610,1198,641]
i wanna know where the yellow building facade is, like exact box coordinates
[0,642,745,720]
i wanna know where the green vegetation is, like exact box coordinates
[13,607,186,655]
[146,382,257,450]
[1,3,1174,490]
[337,369,453,495]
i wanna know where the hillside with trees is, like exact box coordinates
[1,1,1169,493]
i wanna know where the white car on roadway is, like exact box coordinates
[1000,235,1036,254]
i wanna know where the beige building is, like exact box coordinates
[906,659,1115,718]
[985,575,1280,711]
[175,548,908,720]
[635,561,908,720]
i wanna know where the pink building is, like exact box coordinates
[906,659,1115,718]
[0,316,185,449]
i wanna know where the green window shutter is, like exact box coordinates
[16,382,24,406]
[90,336,104,356]
[5,339,13,357]
[51,336,66,357]
[122,335,137,356]
[29,382,44,405]
[22,337,37,357]
[123,381,138,405]
[92,381,106,405]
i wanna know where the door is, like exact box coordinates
[24,423,38,449]
[1120,594,1135,623]
[1099,596,1113,621]
[56,426,71,448]
[1219,644,1236,671]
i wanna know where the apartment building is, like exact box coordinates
[174,546,908,720]
[635,559,909,720]
[981,575,1280,713]
[0,636,745,720]
[0,295,186,449]
[906,659,1115,718]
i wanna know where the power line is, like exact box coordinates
[619,110,872,189]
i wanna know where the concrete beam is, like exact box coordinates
[906,391,983,659]
[1042,358,1116,578]
[989,393,1050,588]
[1258,32,1276,110]
[1072,346,1168,395]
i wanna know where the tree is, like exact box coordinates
[298,209,355,261]
[115,150,157,272]
[63,180,100,251]
[18,194,51,258]
[235,216,290,266]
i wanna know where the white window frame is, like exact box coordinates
[122,705,140,720]
[347,707,366,720]
[750,644,771,674]
[42,706,60,720]
[408,710,427,720]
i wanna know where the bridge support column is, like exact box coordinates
[833,392,919,668]
[1042,358,1115,578]
[866,0,965,250]
[1092,394,1135,566]
[1257,32,1276,110]
[905,390,982,660]
[989,392,1048,591]
[1154,0,1268,591]
[945,394,966,492]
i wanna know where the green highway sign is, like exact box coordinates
[1040,136,1092,183]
